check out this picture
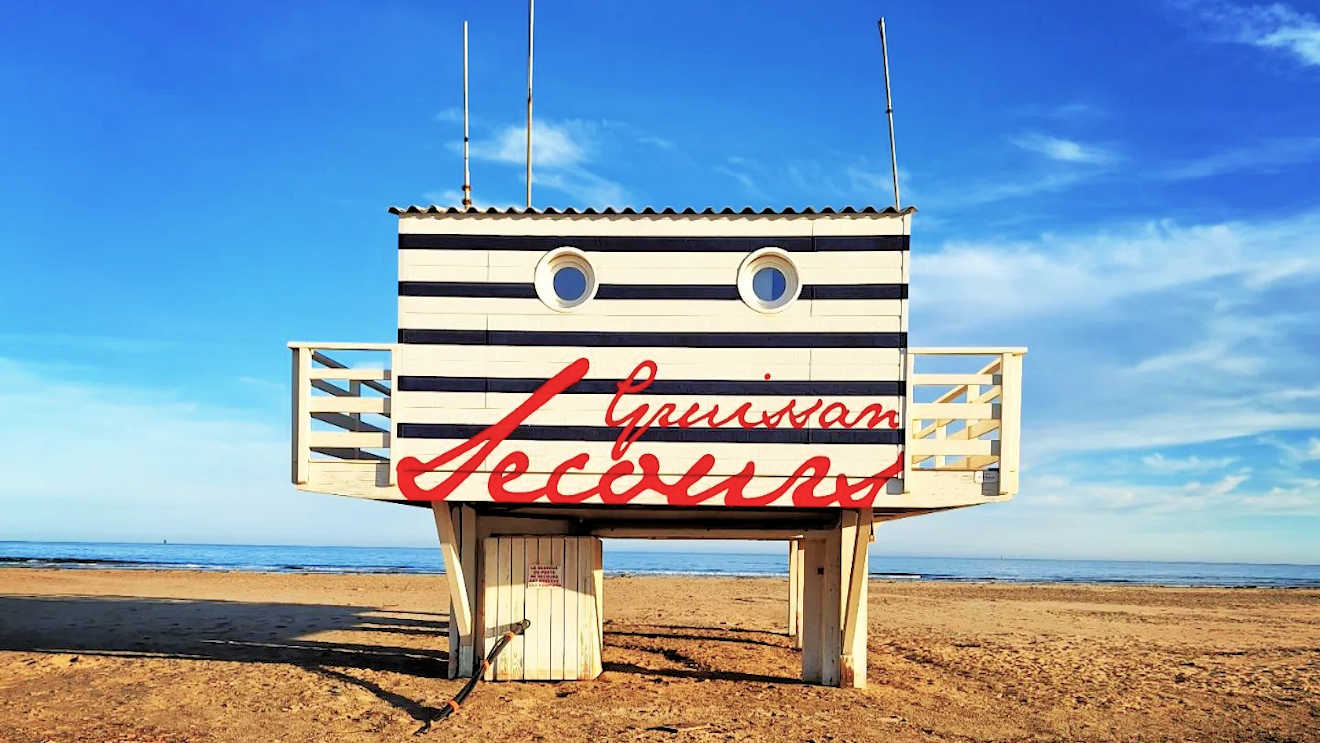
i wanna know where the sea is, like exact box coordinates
[1,541,1317,587]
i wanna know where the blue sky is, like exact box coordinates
[2,0,1318,562]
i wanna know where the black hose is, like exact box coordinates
[417,618,531,733]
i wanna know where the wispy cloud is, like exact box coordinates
[464,118,629,207]
[1161,136,1320,179]
[715,158,768,202]
[1178,0,1320,66]
[1012,133,1117,165]
[434,107,464,125]
[470,118,590,168]
[1141,452,1240,472]
[638,135,675,150]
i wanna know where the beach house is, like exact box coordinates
[288,204,1026,687]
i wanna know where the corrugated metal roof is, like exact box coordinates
[388,205,916,216]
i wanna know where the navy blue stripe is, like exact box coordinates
[399,282,907,301]
[397,234,908,252]
[396,423,903,445]
[397,376,904,396]
[398,329,906,348]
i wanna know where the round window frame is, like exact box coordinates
[737,247,801,313]
[534,247,598,312]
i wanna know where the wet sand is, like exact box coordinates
[0,568,1316,742]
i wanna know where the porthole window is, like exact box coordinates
[534,247,597,311]
[553,265,588,302]
[737,248,800,313]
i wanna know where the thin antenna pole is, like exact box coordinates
[877,17,900,210]
[525,0,534,209]
[462,21,472,208]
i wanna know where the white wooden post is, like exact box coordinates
[787,540,799,640]
[902,348,915,494]
[998,351,1024,496]
[793,539,805,649]
[290,346,310,485]
[431,502,472,680]
[459,505,479,676]
[840,508,872,688]
[800,525,843,685]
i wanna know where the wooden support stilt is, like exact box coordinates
[800,523,843,685]
[431,503,472,680]
[787,540,799,640]
[458,504,479,676]
[840,508,872,688]
[794,539,805,649]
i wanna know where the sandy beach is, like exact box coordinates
[0,568,1316,742]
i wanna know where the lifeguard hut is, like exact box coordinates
[289,204,1025,687]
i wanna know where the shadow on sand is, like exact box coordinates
[1,594,803,716]
[0,594,454,723]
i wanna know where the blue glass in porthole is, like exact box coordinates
[553,265,588,302]
[752,266,787,302]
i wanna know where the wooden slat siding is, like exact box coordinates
[306,431,388,448]
[509,537,526,680]
[577,537,598,679]
[907,439,998,457]
[307,367,392,381]
[495,536,513,680]
[563,537,580,679]
[309,413,388,435]
[309,447,387,462]
[399,234,908,252]
[482,537,499,681]
[398,392,902,422]
[306,397,391,414]
[399,311,901,334]
[398,344,901,380]
[534,537,554,679]
[400,281,906,300]
[398,376,903,396]
[549,538,566,681]
[397,423,902,445]
[909,403,999,420]
[399,329,907,348]
[399,298,905,320]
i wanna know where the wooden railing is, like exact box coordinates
[903,347,1026,497]
[289,342,394,486]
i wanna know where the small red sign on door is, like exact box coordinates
[528,563,562,588]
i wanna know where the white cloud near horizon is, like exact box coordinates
[913,205,1320,522]
[0,357,433,547]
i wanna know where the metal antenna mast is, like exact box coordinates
[877,17,901,210]
[525,0,534,209]
[462,20,472,208]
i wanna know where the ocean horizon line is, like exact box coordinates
[1,540,1318,588]
[2,539,1316,568]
